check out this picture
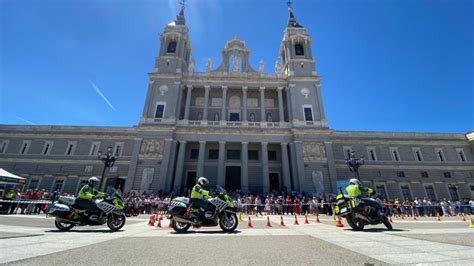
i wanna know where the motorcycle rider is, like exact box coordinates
[76,176,105,219]
[345,178,379,216]
[189,177,211,221]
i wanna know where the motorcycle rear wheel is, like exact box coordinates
[172,219,191,233]
[107,213,126,231]
[55,220,75,231]
[219,213,238,232]
[382,216,392,230]
[346,213,365,231]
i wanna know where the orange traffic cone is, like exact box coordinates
[335,216,344,228]
[168,218,173,228]
[436,212,441,222]
[265,216,272,228]
[294,214,300,225]
[247,216,254,228]
[148,214,156,226]
[413,213,417,221]
[304,214,310,224]
[315,213,321,223]
[156,216,162,228]
[280,216,286,227]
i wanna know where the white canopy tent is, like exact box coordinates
[0,168,26,185]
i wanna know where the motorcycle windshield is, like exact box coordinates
[106,187,123,202]
[215,185,228,195]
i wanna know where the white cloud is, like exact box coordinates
[89,79,116,111]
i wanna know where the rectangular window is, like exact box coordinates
[400,185,412,200]
[396,171,405,178]
[413,148,423,162]
[425,186,436,201]
[343,146,353,159]
[167,41,177,53]
[248,150,259,160]
[114,142,124,156]
[28,179,40,189]
[208,149,218,160]
[367,147,377,161]
[435,148,445,162]
[89,142,100,156]
[268,150,277,161]
[190,149,199,159]
[295,44,305,56]
[375,185,386,197]
[372,171,381,178]
[109,166,118,173]
[303,106,313,121]
[0,140,9,153]
[65,141,76,156]
[443,172,451,178]
[42,141,53,155]
[227,150,241,160]
[421,171,429,178]
[84,165,93,174]
[19,140,31,154]
[53,179,64,192]
[155,103,165,119]
[390,148,400,161]
[456,149,467,162]
[448,185,459,201]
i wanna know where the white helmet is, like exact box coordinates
[349,178,360,185]
[88,176,100,186]
[197,177,209,187]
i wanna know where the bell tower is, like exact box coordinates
[154,2,192,74]
[279,1,316,77]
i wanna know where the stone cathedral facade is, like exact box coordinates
[1,6,473,201]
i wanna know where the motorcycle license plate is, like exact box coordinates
[340,207,347,214]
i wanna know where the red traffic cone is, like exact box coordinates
[304,214,310,224]
[265,216,272,228]
[413,213,417,221]
[436,212,441,222]
[168,218,173,228]
[148,214,156,226]
[294,214,300,225]
[156,216,162,228]
[315,213,321,223]
[247,216,254,228]
[280,216,286,227]
[335,217,344,228]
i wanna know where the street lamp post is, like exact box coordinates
[97,146,117,191]
[345,150,365,181]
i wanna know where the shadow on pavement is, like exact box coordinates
[343,228,408,232]
[45,229,124,233]
[170,230,242,235]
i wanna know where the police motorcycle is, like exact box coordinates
[334,188,392,231]
[167,185,238,233]
[48,187,126,231]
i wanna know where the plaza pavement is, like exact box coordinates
[0,214,472,265]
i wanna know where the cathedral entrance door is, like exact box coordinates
[269,173,280,192]
[229,113,240,121]
[225,166,241,192]
[186,171,197,191]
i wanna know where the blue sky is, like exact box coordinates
[1,0,472,133]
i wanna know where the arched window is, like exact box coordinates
[295,44,304,56]
[197,112,203,120]
[167,41,177,53]
[266,112,273,122]
[249,113,255,122]
[214,112,219,121]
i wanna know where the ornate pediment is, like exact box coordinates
[140,139,164,160]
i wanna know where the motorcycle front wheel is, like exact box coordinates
[219,212,238,232]
[172,219,191,233]
[55,220,75,231]
[346,213,365,231]
[107,213,126,231]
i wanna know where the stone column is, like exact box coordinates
[173,141,187,192]
[280,142,291,190]
[196,141,206,177]
[217,141,226,186]
[259,86,265,122]
[220,86,227,122]
[157,138,173,191]
[242,86,248,123]
[241,142,249,192]
[294,141,306,192]
[261,142,269,193]
[203,85,210,122]
[183,85,193,120]
[289,142,298,190]
[124,138,143,192]
[324,141,337,193]
[277,86,285,122]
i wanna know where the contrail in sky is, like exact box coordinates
[16,117,37,125]
[88,79,116,111]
